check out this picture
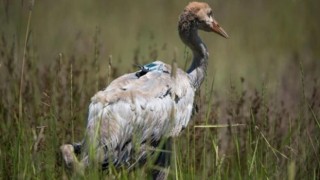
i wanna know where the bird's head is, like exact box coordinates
[180,2,229,38]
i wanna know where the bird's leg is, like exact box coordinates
[152,138,171,180]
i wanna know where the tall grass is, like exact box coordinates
[1,0,320,179]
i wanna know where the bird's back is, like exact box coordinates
[84,61,195,167]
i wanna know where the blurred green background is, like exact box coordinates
[1,1,320,178]
[2,0,319,89]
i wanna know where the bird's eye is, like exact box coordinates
[208,10,213,17]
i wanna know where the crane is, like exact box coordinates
[61,1,228,179]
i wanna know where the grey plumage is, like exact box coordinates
[85,61,194,165]
[60,1,228,177]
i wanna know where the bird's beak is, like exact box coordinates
[212,19,229,38]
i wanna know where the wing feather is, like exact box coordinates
[86,61,195,164]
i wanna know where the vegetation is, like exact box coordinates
[0,0,319,179]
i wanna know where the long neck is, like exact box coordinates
[179,13,209,90]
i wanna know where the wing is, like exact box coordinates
[86,61,195,151]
